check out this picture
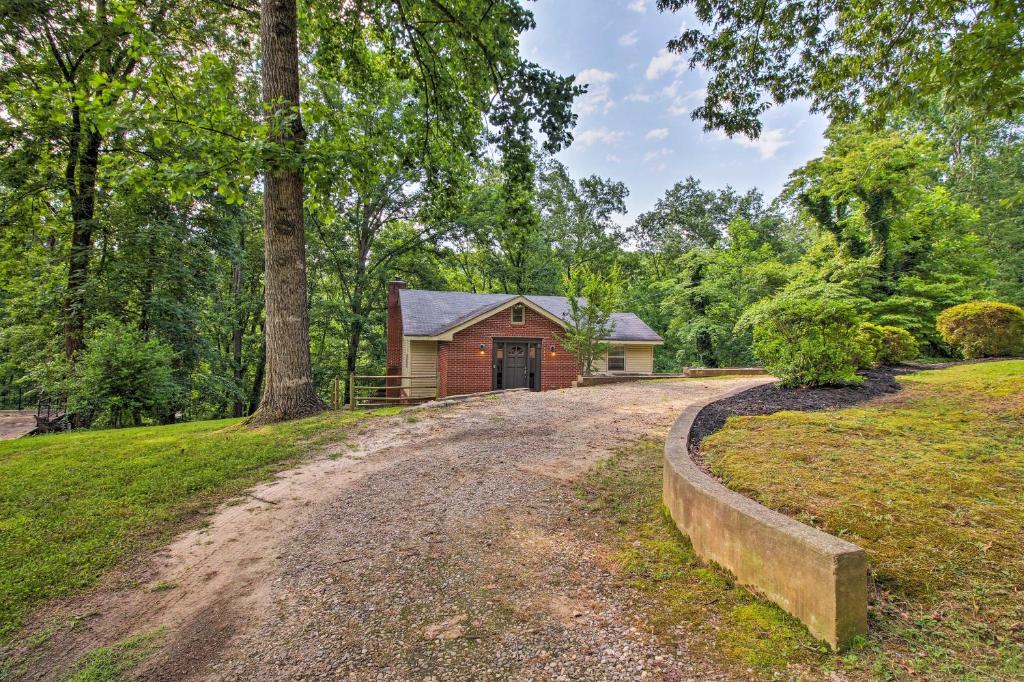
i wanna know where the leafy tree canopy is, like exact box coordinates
[658,0,1024,136]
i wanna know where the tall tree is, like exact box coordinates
[560,267,619,375]
[0,1,158,358]
[537,158,628,282]
[631,177,767,266]
[249,0,323,423]
[250,0,580,422]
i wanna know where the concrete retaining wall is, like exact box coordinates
[683,367,768,377]
[662,382,868,649]
[575,374,686,387]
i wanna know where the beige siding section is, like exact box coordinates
[407,339,438,398]
[591,344,654,373]
[625,345,654,373]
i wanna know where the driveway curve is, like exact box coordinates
[18,378,771,681]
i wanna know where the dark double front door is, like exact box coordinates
[493,339,541,391]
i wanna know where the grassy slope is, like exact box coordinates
[703,360,1024,679]
[0,408,393,643]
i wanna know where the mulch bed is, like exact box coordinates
[688,368,910,458]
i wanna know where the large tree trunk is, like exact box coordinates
[247,0,324,424]
[64,126,101,360]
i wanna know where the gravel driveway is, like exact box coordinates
[17,378,769,681]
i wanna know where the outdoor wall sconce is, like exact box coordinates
[479,342,487,355]
[549,344,556,354]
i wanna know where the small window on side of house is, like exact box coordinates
[608,345,625,371]
[511,303,525,324]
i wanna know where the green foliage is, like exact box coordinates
[853,323,918,368]
[853,322,886,369]
[739,286,864,387]
[877,326,919,364]
[537,158,628,281]
[631,177,773,261]
[67,318,182,428]
[663,216,794,369]
[560,267,620,375]
[68,630,162,682]
[657,0,1024,135]
[936,301,1024,359]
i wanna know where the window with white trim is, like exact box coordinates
[511,302,525,324]
[607,345,625,371]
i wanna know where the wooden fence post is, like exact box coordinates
[349,372,356,411]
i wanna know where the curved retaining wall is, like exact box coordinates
[662,381,868,649]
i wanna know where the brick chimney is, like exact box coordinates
[386,279,407,396]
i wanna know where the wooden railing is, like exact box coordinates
[341,373,438,410]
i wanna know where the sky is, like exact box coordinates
[517,0,829,222]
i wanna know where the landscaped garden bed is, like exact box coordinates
[688,368,904,454]
[694,360,1024,678]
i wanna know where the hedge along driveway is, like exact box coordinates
[701,361,1024,679]
[0,409,386,643]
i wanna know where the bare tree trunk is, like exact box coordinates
[247,0,324,424]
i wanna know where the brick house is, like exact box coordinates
[386,280,663,399]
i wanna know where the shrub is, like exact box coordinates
[936,302,1024,359]
[68,318,183,427]
[855,323,919,367]
[738,286,864,387]
[853,322,885,369]
[877,325,919,364]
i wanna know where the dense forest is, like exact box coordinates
[1,0,1022,426]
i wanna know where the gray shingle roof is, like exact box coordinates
[399,289,663,342]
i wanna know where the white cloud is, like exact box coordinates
[576,127,626,148]
[578,68,616,84]
[712,128,792,159]
[668,101,689,116]
[618,30,638,47]
[606,154,622,163]
[575,68,617,115]
[625,92,653,103]
[643,147,674,162]
[628,0,647,13]
[661,83,705,116]
[646,48,685,80]
[645,128,669,140]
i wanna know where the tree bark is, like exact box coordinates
[247,0,324,424]
[64,126,101,359]
[231,254,245,418]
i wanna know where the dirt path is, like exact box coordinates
[0,411,35,440]
[10,378,771,681]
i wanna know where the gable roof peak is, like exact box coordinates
[398,288,662,343]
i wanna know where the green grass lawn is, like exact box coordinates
[702,360,1024,679]
[0,408,393,644]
